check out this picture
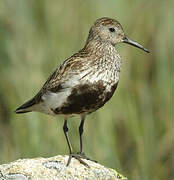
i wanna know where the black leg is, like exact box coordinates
[63,116,97,167]
[77,115,97,164]
[63,117,89,167]
[63,118,73,154]
[79,115,85,153]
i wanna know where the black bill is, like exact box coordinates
[123,36,150,53]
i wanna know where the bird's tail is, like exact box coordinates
[15,97,36,114]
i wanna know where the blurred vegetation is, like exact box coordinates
[0,0,174,179]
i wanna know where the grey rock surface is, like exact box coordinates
[0,155,127,180]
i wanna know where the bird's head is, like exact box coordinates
[88,17,149,53]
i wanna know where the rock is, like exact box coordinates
[0,155,127,180]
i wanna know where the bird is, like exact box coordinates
[15,17,149,167]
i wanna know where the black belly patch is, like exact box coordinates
[52,81,118,115]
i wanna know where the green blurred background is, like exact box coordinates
[0,0,174,179]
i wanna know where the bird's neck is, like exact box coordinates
[83,39,122,75]
[83,39,118,56]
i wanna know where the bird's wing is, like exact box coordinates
[43,59,87,90]
[35,51,90,98]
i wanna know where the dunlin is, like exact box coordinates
[16,17,149,167]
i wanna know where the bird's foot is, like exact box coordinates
[67,153,89,167]
[67,152,97,168]
[77,152,97,163]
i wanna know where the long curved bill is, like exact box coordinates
[123,36,150,53]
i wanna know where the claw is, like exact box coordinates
[67,153,90,168]
[77,152,98,163]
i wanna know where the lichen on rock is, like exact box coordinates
[0,155,127,180]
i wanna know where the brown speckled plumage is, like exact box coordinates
[15,17,149,166]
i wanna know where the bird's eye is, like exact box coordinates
[109,28,115,32]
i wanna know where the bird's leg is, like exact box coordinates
[63,117,89,167]
[63,118,73,154]
[79,115,85,154]
[77,115,97,163]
